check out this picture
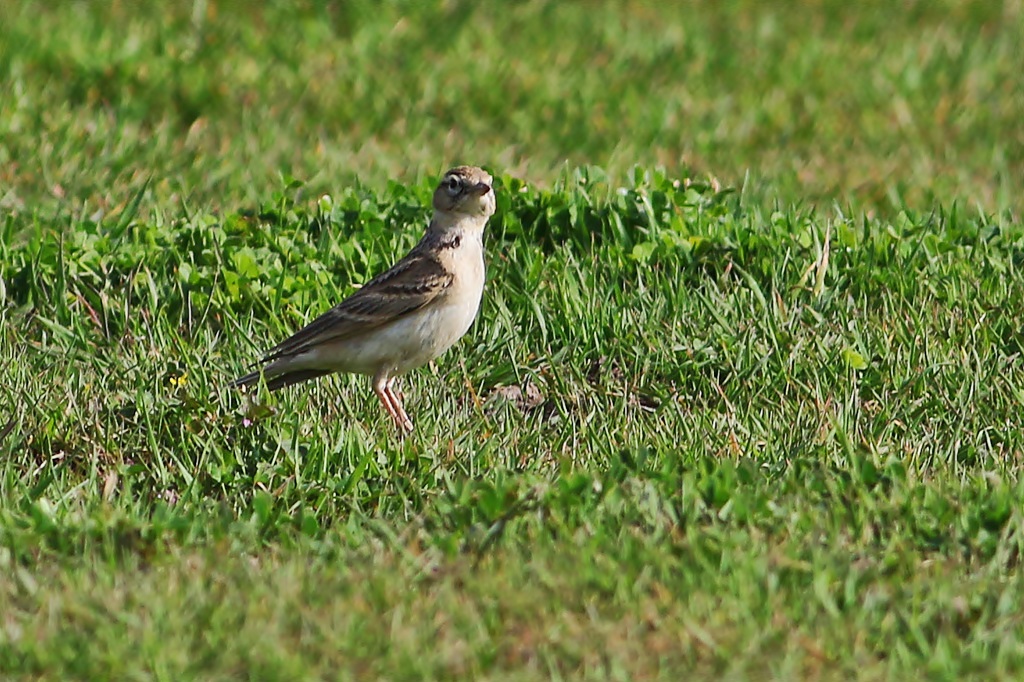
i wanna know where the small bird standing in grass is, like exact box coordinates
[231,166,496,433]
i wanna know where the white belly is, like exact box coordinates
[321,293,483,376]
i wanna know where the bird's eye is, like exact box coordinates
[446,176,462,195]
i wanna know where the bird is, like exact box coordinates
[230,165,496,433]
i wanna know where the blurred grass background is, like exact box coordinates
[2,0,1021,217]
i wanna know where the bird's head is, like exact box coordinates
[432,166,495,219]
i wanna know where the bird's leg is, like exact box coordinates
[385,377,413,433]
[372,371,406,431]
[389,378,405,404]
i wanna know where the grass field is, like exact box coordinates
[2,1,1024,679]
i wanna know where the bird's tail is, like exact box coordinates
[228,369,264,390]
[229,367,331,392]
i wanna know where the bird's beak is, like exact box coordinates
[471,182,492,196]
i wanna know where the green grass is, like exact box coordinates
[2,1,1024,680]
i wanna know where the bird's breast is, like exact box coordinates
[432,242,486,343]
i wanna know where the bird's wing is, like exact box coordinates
[260,251,454,363]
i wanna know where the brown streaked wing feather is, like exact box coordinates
[259,251,453,363]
